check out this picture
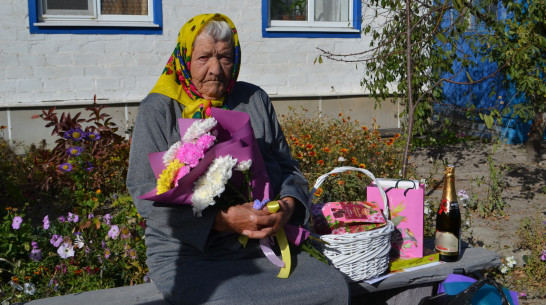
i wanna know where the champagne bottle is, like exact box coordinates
[435,165,461,262]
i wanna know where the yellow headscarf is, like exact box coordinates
[150,14,241,118]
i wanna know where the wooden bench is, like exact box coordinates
[20,241,500,305]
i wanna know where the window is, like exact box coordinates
[29,0,163,34]
[263,0,361,38]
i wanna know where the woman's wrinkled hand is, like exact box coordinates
[213,197,296,239]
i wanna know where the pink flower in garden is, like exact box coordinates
[50,235,63,248]
[104,214,112,225]
[29,241,42,261]
[120,226,131,240]
[108,225,120,240]
[67,212,79,223]
[127,248,137,260]
[43,215,50,230]
[104,248,111,259]
[518,292,527,298]
[12,216,23,230]
[540,250,546,261]
[57,243,75,259]
[58,216,66,223]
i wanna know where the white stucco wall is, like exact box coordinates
[0,0,370,107]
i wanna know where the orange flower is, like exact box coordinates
[337,180,345,186]
[318,160,325,165]
[309,151,316,157]
[340,148,348,153]
[362,126,368,132]
[314,188,323,197]
[359,163,366,169]
[338,112,343,117]
[306,143,314,150]
[394,133,401,138]
[386,139,394,146]
[74,269,82,275]
[323,147,331,153]
[296,153,303,159]
[351,157,358,165]
[96,189,101,194]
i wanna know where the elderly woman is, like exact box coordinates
[127,14,349,304]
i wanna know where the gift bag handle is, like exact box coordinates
[308,166,390,220]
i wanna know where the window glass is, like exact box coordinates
[42,0,93,16]
[315,0,349,22]
[101,0,148,16]
[271,0,308,21]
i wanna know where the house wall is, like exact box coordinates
[0,0,400,148]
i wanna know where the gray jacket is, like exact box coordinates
[126,82,309,259]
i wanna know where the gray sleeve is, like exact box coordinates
[126,94,217,253]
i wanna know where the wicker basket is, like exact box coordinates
[308,166,395,282]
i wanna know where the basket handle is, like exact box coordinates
[307,166,390,219]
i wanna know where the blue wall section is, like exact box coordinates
[437,4,543,144]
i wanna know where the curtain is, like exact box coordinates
[101,0,147,15]
[315,0,348,22]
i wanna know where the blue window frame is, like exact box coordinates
[28,0,163,34]
[262,0,361,38]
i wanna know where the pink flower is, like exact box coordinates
[196,134,215,151]
[50,235,63,248]
[43,215,50,230]
[108,225,120,239]
[103,214,112,225]
[540,250,546,261]
[176,142,205,167]
[173,165,191,187]
[12,216,23,230]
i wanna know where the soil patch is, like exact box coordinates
[410,141,546,304]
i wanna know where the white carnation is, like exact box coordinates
[162,141,182,166]
[183,118,218,142]
[191,155,237,216]
[235,160,252,171]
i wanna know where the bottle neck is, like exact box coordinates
[442,175,457,203]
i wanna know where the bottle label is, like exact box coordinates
[435,230,459,254]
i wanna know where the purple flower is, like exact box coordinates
[104,214,112,225]
[121,226,131,240]
[59,163,72,172]
[66,146,83,156]
[518,292,527,298]
[86,131,101,141]
[43,215,50,230]
[30,241,42,261]
[67,212,79,223]
[57,243,74,259]
[108,225,120,240]
[88,213,94,219]
[64,128,84,141]
[83,162,94,171]
[58,215,66,223]
[12,216,23,230]
[104,248,111,259]
[50,235,63,248]
[540,250,546,261]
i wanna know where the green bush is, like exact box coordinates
[280,108,407,204]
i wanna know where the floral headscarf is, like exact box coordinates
[150,13,241,119]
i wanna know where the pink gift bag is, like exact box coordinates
[367,179,425,258]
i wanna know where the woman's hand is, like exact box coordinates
[213,197,296,239]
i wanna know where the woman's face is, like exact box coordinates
[190,34,234,100]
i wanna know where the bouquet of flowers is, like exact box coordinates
[139,108,310,278]
[139,108,270,217]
